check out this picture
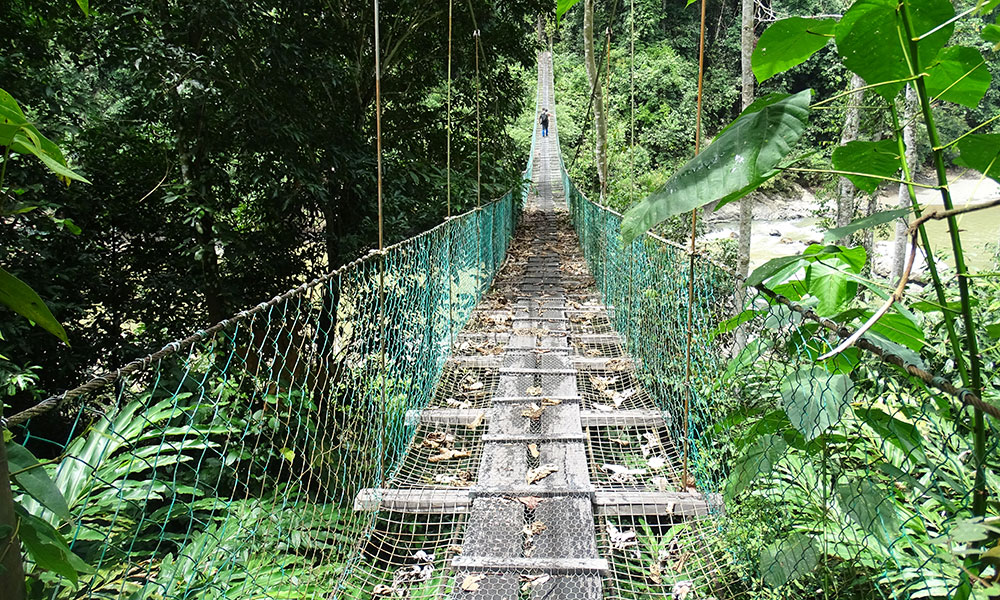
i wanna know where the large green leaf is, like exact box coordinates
[7,442,71,519]
[556,0,581,23]
[924,46,991,108]
[725,434,786,501]
[779,367,854,440]
[747,244,864,287]
[954,133,1000,182]
[752,18,837,82]
[837,480,901,546]
[830,139,901,193]
[823,208,912,243]
[621,90,811,244]
[15,507,91,584]
[983,24,1000,48]
[805,262,857,316]
[0,267,68,343]
[835,0,955,100]
[0,89,90,184]
[759,533,819,588]
[866,311,925,352]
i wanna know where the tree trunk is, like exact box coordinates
[737,0,755,279]
[0,441,26,600]
[583,0,608,201]
[537,14,544,43]
[836,73,865,242]
[891,84,918,280]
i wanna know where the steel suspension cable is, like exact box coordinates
[682,0,709,489]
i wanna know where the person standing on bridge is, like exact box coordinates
[539,108,550,138]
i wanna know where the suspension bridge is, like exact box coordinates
[5,51,993,600]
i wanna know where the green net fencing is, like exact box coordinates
[559,159,1000,598]
[7,161,532,598]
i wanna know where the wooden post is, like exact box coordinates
[0,437,26,600]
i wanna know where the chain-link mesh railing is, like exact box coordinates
[560,156,1000,598]
[6,162,531,600]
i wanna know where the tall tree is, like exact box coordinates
[583,0,608,201]
[836,73,865,241]
[737,0,755,278]
[891,84,918,279]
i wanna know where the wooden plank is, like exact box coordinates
[354,489,718,517]
[593,491,715,517]
[451,557,609,574]
[492,396,581,403]
[409,409,487,426]
[482,433,584,443]
[353,488,470,512]
[580,409,666,426]
[499,367,577,375]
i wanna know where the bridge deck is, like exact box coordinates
[354,51,721,600]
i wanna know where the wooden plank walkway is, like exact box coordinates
[354,51,719,599]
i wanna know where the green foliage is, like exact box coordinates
[621,91,811,243]
[822,208,913,243]
[0,89,89,185]
[752,18,837,83]
[924,46,992,108]
[954,133,1000,181]
[0,268,68,344]
[835,0,955,101]
[830,140,901,193]
[759,533,818,588]
[779,367,854,440]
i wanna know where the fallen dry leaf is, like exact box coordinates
[433,471,472,487]
[523,521,547,536]
[467,412,486,430]
[541,398,561,406]
[446,398,473,409]
[521,403,545,419]
[528,443,540,458]
[461,574,486,592]
[428,448,471,463]
[520,574,552,591]
[526,464,558,484]
[515,496,544,510]
[526,386,543,396]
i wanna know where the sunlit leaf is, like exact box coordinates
[830,139,901,193]
[805,262,856,316]
[725,434,786,501]
[779,366,854,440]
[823,208,912,243]
[837,479,901,546]
[752,17,837,82]
[622,91,811,244]
[0,267,69,344]
[865,312,925,352]
[759,533,818,587]
[924,46,991,108]
[0,89,90,184]
[983,24,1000,48]
[835,0,954,100]
[556,0,582,23]
[954,133,1000,183]
[7,442,71,519]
